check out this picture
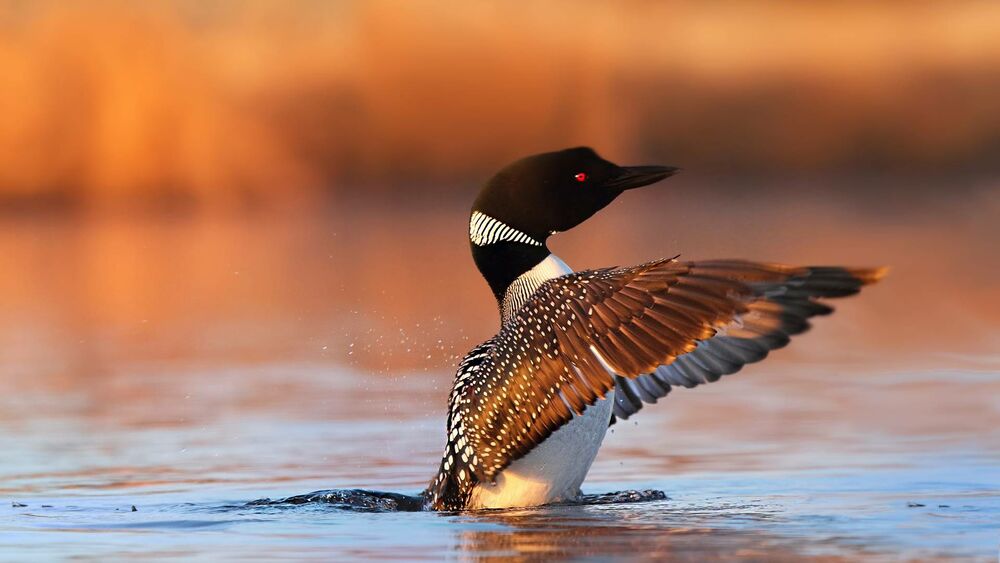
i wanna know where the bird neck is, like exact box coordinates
[498,253,573,322]
[471,242,552,311]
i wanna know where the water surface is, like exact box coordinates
[2,189,998,560]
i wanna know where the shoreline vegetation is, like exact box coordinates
[0,1,997,211]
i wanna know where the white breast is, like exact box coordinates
[468,393,614,509]
[469,254,614,510]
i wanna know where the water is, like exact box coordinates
[3,359,997,560]
[2,189,998,560]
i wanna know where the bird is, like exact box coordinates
[424,147,885,511]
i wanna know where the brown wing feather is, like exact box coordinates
[611,260,887,420]
[453,258,885,486]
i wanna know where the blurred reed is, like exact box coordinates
[0,0,997,211]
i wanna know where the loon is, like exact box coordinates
[425,147,884,511]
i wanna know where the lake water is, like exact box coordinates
[1,185,998,560]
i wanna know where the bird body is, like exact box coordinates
[468,252,616,510]
[424,147,884,511]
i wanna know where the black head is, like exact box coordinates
[472,147,678,241]
[469,147,678,305]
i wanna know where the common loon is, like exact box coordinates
[425,147,884,511]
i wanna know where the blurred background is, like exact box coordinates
[2,0,997,373]
[1,0,998,399]
[0,1,998,209]
[1,2,998,559]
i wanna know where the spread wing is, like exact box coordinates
[609,262,883,420]
[429,258,884,507]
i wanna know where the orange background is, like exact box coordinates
[0,1,997,211]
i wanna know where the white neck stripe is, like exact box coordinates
[469,211,543,247]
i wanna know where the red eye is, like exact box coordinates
[574,172,587,182]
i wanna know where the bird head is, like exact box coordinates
[471,147,678,243]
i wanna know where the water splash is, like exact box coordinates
[244,489,667,513]
[247,489,426,512]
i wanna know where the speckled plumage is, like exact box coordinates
[423,147,884,511]
[425,257,885,511]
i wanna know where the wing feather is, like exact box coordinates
[428,258,885,508]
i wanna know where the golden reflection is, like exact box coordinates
[1,191,996,434]
[453,507,853,561]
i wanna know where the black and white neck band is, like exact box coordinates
[469,211,543,247]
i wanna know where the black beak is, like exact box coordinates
[605,165,680,191]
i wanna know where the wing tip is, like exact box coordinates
[851,265,889,285]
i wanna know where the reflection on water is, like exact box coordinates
[1,185,998,560]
